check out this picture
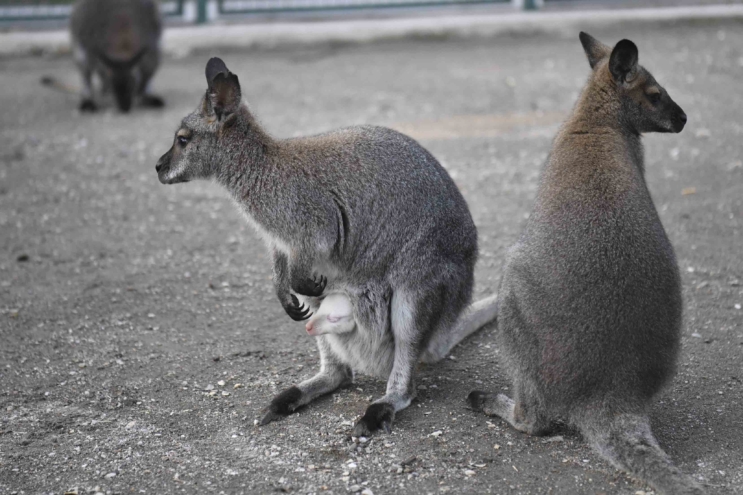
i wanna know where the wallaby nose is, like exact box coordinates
[679,113,687,124]
[155,160,163,173]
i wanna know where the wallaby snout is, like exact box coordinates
[155,147,174,184]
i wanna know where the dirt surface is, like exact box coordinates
[1,21,742,495]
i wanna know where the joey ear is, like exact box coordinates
[204,57,242,120]
[579,32,611,69]
[609,39,638,83]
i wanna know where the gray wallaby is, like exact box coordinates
[156,57,498,436]
[467,33,700,494]
[70,0,164,112]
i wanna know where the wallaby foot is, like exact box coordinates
[353,402,395,436]
[141,94,165,108]
[468,390,550,436]
[79,98,97,112]
[260,386,303,425]
[260,337,352,425]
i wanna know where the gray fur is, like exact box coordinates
[468,33,701,494]
[70,0,163,112]
[156,57,498,435]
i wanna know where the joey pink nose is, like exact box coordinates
[305,321,314,333]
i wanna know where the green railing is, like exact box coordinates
[216,0,509,17]
[0,0,545,24]
[0,0,184,22]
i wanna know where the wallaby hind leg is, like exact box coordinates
[468,380,551,436]
[137,51,164,108]
[352,285,451,437]
[420,294,498,364]
[260,335,352,425]
[74,46,96,112]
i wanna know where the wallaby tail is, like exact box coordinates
[40,76,78,95]
[580,413,705,495]
[420,294,498,363]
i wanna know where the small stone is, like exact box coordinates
[735,304,741,310]
[494,444,501,450]
[104,472,116,479]
[430,430,443,438]
[125,421,136,429]
[696,281,709,290]
[349,485,362,493]
[361,489,374,495]
[218,380,226,387]
[691,333,702,338]
[543,435,564,443]
[205,384,214,391]
[221,391,230,396]
[233,383,243,389]
[729,279,740,287]
[464,469,476,476]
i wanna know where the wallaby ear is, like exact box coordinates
[579,32,611,69]
[204,57,241,120]
[609,39,639,83]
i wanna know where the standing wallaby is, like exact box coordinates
[70,0,164,112]
[467,33,701,494]
[156,57,498,436]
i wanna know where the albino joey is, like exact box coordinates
[156,57,498,436]
[468,33,701,495]
[70,0,163,112]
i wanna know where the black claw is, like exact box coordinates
[352,403,395,437]
[260,386,303,426]
[293,273,327,297]
[467,390,488,412]
[285,294,312,321]
[79,99,97,112]
[141,94,165,108]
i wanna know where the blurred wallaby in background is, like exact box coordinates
[468,33,701,494]
[156,57,499,436]
[70,0,164,112]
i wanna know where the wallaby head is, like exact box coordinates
[156,57,261,184]
[579,32,686,134]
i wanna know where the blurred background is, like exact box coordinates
[1,0,742,494]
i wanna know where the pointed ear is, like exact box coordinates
[609,39,638,83]
[579,32,611,69]
[204,57,241,120]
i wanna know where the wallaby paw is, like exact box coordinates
[352,403,394,436]
[283,294,312,321]
[293,274,327,298]
[79,99,98,112]
[259,386,303,425]
[467,390,490,412]
[141,94,165,108]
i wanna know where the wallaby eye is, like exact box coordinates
[647,92,661,105]
[177,135,189,146]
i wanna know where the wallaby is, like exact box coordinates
[70,0,164,112]
[302,293,356,337]
[156,57,499,436]
[467,33,700,494]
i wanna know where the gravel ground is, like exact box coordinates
[1,21,742,495]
